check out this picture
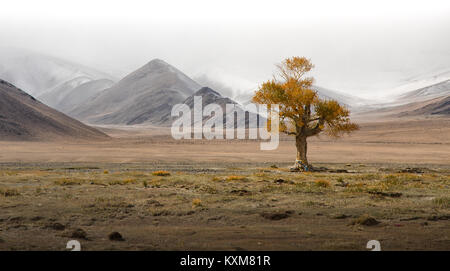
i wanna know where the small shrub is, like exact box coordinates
[143,180,148,188]
[0,188,20,197]
[54,179,84,186]
[344,181,367,193]
[314,179,331,188]
[199,185,218,194]
[192,198,203,208]
[253,172,267,178]
[109,179,137,185]
[304,201,324,207]
[123,179,136,185]
[359,174,379,181]
[351,214,380,226]
[226,175,247,181]
[432,197,450,208]
[152,171,171,176]
[89,180,107,186]
[383,174,402,185]
[103,170,109,174]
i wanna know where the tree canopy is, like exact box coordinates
[252,56,359,169]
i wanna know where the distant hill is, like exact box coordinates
[69,59,201,125]
[193,74,235,98]
[163,87,262,128]
[397,96,450,117]
[353,71,450,120]
[354,94,450,121]
[396,79,450,103]
[0,79,108,141]
[384,68,450,101]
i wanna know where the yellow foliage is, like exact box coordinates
[192,198,202,208]
[252,56,359,138]
[226,175,247,181]
[152,170,171,176]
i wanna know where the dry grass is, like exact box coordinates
[54,179,86,186]
[108,179,137,185]
[314,179,331,188]
[433,197,450,208]
[0,163,448,250]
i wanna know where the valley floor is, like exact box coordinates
[0,118,449,165]
[0,118,449,250]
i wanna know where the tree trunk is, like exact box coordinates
[295,135,308,165]
[290,135,310,172]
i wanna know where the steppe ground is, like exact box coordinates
[0,118,449,250]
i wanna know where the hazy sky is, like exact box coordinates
[1,0,450,99]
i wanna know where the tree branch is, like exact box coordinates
[306,121,323,137]
[307,117,320,122]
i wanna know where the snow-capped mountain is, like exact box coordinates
[396,79,450,103]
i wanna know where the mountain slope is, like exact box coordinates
[398,96,450,117]
[354,94,450,120]
[0,79,108,141]
[69,59,201,125]
[55,79,115,113]
[37,76,93,109]
[396,79,450,103]
[384,69,450,100]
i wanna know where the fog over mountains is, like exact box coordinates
[0,48,115,97]
[0,47,449,133]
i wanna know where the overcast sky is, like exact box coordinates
[1,0,449,99]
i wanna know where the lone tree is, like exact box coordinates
[252,57,359,171]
